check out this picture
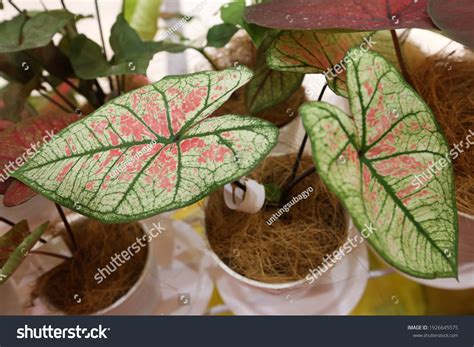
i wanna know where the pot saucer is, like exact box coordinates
[150,217,214,315]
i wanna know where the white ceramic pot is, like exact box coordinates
[27,213,160,315]
[205,216,369,315]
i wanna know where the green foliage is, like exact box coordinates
[207,23,239,48]
[70,14,184,79]
[0,11,75,53]
[219,0,268,47]
[246,32,303,114]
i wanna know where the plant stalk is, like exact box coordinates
[94,0,114,93]
[0,216,15,226]
[54,203,78,252]
[197,49,219,71]
[280,166,316,203]
[390,29,412,85]
[286,83,328,184]
[8,0,22,13]
[22,51,98,107]
[30,250,71,261]
[37,90,73,113]
[232,180,247,192]
[41,77,78,111]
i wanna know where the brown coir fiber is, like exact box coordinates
[205,154,347,283]
[410,52,474,216]
[33,219,147,315]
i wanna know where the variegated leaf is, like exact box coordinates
[267,31,399,96]
[13,68,279,223]
[246,32,304,114]
[0,220,49,284]
[301,49,458,278]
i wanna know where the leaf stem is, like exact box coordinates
[0,216,15,226]
[54,203,78,252]
[30,250,71,261]
[39,0,48,11]
[197,48,219,71]
[280,166,316,203]
[286,83,328,184]
[37,90,73,113]
[390,29,412,85]
[41,77,78,111]
[22,51,98,107]
[94,0,114,93]
[8,0,22,13]
[232,180,247,192]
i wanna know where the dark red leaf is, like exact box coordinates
[0,113,79,206]
[0,120,14,132]
[245,0,436,31]
[428,0,474,49]
[3,180,38,207]
[0,179,12,195]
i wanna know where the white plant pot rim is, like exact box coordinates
[45,213,155,315]
[205,212,354,291]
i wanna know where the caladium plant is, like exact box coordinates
[266,30,399,96]
[300,49,458,278]
[12,67,279,223]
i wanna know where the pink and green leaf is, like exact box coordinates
[301,49,458,278]
[267,30,399,97]
[12,67,279,223]
[428,0,474,49]
[245,0,436,31]
[0,220,49,285]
